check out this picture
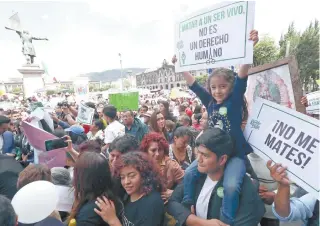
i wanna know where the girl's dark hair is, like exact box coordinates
[193,105,202,114]
[150,111,166,134]
[207,68,248,122]
[109,134,139,154]
[69,152,121,222]
[78,140,102,154]
[94,120,105,131]
[160,101,175,122]
[113,152,165,194]
[173,126,192,138]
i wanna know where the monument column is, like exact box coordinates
[18,64,45,98]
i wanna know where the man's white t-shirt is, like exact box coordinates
[0,134,3,154]
[104,120,125,144]
[196,176,218,219]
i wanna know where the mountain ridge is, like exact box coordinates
[80,68,147,82]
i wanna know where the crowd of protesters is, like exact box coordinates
[0,30,319,226]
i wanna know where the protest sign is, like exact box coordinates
[174,1,255,72]
[22,121,67,168]
[109,92,139,112]
[306,90,320,115]
[74,78,89,103]
[76,102,95,125]
[244,98,319,199]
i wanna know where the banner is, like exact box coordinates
[244,98,319,199]
[76,102,95,125]
[21,121,67,168]
[174,1,255,72]
[109,92,139,112]
[306,91,320,115]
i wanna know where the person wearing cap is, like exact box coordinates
[101,105,125,152]
[167,128,265,226]
[64,125,87,146]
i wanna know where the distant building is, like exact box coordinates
[136,60,186,90]
[135,60,207,90]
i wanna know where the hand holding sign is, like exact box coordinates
[267,160,290,186]
[249,30,259,46]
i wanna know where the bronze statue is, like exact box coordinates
[5,13,48,64]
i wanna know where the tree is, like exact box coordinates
[123,79,131,89]
[253,35,279,66]
[295,20,319,91]
[278,22,301,58]
[12,87,23,94]
[195,74,208,86]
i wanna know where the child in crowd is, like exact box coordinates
[173,30,259,225]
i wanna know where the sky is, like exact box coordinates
[0,0,319,80]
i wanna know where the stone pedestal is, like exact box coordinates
[18,64,45,98]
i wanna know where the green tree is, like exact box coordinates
[295,20,319,91]
[46,90,55,96]
[253,35,279,66]
[195,74,208,86]
[279,22,301,58]
[278,20,319,92]
[12,87,23,94]
[89,84,95,92]
[123,79,131,89]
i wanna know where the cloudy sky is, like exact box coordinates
[0,0,318,80]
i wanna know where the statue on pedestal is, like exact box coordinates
[4,12,49,64]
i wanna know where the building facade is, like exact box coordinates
[136,60,187,90]
[135,60,207,90]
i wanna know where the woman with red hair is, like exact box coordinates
[94,152,165,226]
[140,132,184,203]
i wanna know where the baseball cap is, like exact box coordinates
[65,125,84,135]
[196,128,234,158]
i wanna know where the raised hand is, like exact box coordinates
[267,160,290,186]
[249,30,259,46]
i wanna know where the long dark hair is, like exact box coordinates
[113,152,165,194]
[207,68,248,122]
[150,111,168,140]
[160,100,175,122]
[69,152,121,221]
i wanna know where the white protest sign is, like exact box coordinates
[306,90,320,115]
[244,98,320,199]
[76,102,95,125]
[174,1,255,72]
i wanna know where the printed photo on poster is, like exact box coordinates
[245,56,305,114]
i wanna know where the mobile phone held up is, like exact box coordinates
[45,137,68,152]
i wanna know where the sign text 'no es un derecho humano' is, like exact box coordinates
[244,98,319,199]
[174,1,255,72]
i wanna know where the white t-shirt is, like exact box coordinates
[104,120,125,144]
[0,134,3,154]
[196,176,218,219]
